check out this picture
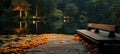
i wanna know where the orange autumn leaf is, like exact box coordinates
[72,36,80,41]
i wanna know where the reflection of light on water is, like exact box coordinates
[33,21,36,24]
[64,16,70,22]
[64,20,66,22]
[33,16,36,24]
[64,16,67,23]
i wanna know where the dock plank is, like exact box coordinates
[77,29,120,44]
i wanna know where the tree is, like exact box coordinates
[27,0,60,17]
[49,9,63,32]
[50,9,63,18]
[26,0,63,33]
[12,0,30,18]
[64,3,78,16]
[12,0,30,33]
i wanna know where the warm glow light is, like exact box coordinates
[64,20,66,22]
[64,16,67,18]
[33,16,36,18]
[63,16,69,22]
[33,21,36,24]
[64,16,66,22]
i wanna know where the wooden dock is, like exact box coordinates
[77,29,120,44]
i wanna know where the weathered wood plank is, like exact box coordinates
[87,23,116,32]
[77,30,120,44]
[87,23,116,37]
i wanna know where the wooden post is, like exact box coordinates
[94,29,100,33]
[108,31,116,37]
[87,27,91,31]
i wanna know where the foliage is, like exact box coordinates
[91,0,100,5]
[27,0,59,16]
[47,9,63,33]
[0,14,17,34]
[50,9,63,18]
[11,0,30,17]
[112,9,120,22]
[79,15,88,28]
[64,3,78,16]
[0,0,120,34]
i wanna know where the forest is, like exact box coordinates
[0,0,120,34]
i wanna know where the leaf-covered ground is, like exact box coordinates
[0,34,101,54]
